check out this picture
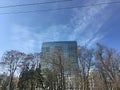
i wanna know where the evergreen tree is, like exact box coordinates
[18,63,44,90]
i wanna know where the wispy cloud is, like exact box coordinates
[10,0,115,53]
[69,0,113,47]
[11,24,71,53]
[11,25,36,53]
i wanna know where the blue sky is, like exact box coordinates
[0,0,120,56]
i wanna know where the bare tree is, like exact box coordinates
[95,43,120,90]
[77,46,94,90]
[0,50,25,90]
[42,49,67,90]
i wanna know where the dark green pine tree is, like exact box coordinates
[18,63,29,90]
[18,63,44,90]
[34,64,44,89]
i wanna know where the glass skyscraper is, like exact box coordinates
[41,41,78,75]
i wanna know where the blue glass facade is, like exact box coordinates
[41,41,78,74]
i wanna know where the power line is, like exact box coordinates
[0,0,72,8]
[0,1,120,15]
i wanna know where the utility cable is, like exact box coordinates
[0,0,72,8]
[0,1,120,15]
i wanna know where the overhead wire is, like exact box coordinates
[0,1,120,15]
[0,0,72,8]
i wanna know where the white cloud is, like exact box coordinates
[11,25,36,53]
[35,25,71,47]
[9,0,116,53]
[11,24,71,53]
[69,0,112,47]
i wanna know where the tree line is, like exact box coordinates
[0,43,120,90]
